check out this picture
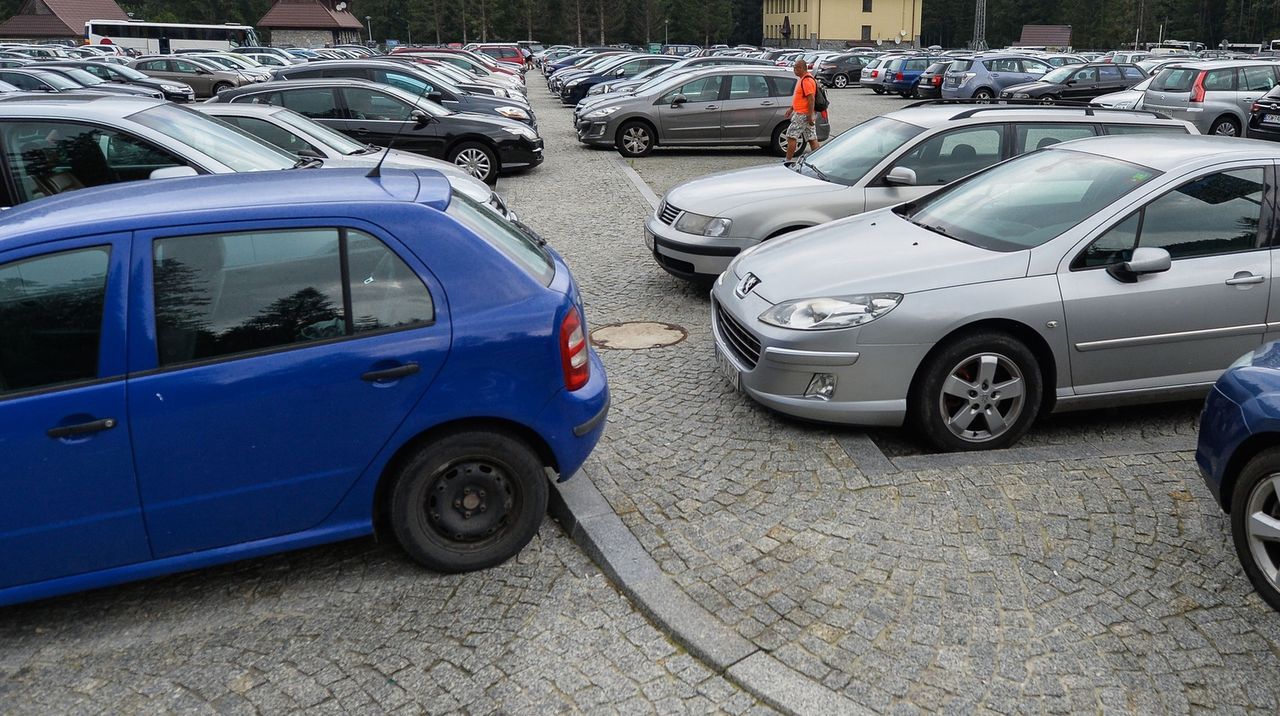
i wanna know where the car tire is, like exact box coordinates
[1210,115,1242,137]
[769,122,791,157]
[616,120,654,157]
[390,429,548,573]
[833,73,849,88]
[1231,448,1280,611]
[872,86,885,95]
[1040,94,1058,104]
[912,331,1043,452]
[449,141,499,183]
[972,88,994,100]
[212,81,232,95]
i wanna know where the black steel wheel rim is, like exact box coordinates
[424,459,519,544]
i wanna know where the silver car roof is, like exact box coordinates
[887,103,1192,128]
[1054,134,1280,170]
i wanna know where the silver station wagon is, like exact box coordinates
[712,135,1280,451]
[647,104,1195,281]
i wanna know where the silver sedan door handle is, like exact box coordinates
[705,105,719,110]
[1226,273,1266,286]
[760,100,774,106]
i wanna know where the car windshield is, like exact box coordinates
[447,191,554,285]
[1040,66,1077,83]
[631,64,669,81]
[54,67,105,85]
[36,72,80,90]
[100,62,148,80]
[897,149,1160,252]
[797,116,925,185]
[271,108,373,155]
[129,104,298,172]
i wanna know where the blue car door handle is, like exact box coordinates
[362,363,420,382]
[47,417,117,439]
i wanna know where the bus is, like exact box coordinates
[85,20,260,54]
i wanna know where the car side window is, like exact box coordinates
[136,60,163,72]
[1014,123,1096,154]
[152,227,434,367]
[342,88,413,121]
[1073,168,1266,270]
[660,76,721,103]
[1139,169,1265,259]
[374,70,433,95]
[1239,66,1275,93]
[287,68,325,79]
[1,73,41,91]
[767,76,797,96]
[891,125,1004,186]
[1,120,185,202]
[345,230,434,332]
[1203,68,1237,91]
[1022,60,1050,74]
[728,74,769,99]
[223,116,317,156]
[1073,67,1098,83]
[0,246,109,394]
[172,61,201,74]
[1097,65,1122,82]
[279,88,341,119]
[80,64,110,80]
[990,58,1019,73]
[1120,65,1145,80]
[1103,123,1189,135]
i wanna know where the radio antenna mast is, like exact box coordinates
[971,0,988,50]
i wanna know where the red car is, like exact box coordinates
[471,44,527,72]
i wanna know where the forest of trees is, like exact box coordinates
[8,0,1280,51]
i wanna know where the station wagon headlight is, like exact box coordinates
[759,293,903,330]
[502,125,538,140]
[584,105,620,119]
[675,211,733,237]
[496,105,530,121]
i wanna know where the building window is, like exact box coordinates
[861,25,872,41]
[863,0,873,11]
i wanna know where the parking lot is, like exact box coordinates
[3,81,1280,714]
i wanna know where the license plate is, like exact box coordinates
[715,345,740,392]
[1265,114,1280,124]
[643,228,655,250]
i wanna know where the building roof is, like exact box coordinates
[1015,24,1072,49]
[258,0,363,31]
[0,0,129,38]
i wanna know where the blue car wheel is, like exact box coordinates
[1232,448,1280,612]
[391,430,548,572]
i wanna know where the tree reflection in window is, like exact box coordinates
[153,228,431,367]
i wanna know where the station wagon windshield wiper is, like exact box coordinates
[908,217,972,245]
[292,156,324,169]
[797,158,831,183]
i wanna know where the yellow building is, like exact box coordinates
[762,0,925,49]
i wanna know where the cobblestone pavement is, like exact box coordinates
[515,83,1280,712]
[0,523,770,714]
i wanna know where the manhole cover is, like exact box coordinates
[590,321,687,350]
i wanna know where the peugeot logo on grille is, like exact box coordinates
[735,273,761,298]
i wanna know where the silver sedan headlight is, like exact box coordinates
[495,105,530,121]
[674,211,732,237]
[759,294,903,330]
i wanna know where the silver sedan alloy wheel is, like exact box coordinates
[833,74,849,88]
[454,147,492,179]
[622,126,651,154]
[938,352,1026,443]
[1245,473,1280,591]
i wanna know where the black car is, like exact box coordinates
[1000,62,1146,102]
[272,60,535,127]
[0,68,116,95]
[814,52,874,89]
[212,78,542,183]
[558,54,674,105]
[914,60,954,99]
[1248,84,1280,141]
[29,63,167,99]
[44,60,195,102]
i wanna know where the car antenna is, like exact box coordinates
[368,69,436,179]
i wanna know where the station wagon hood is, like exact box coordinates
[734,209,1030,303]
[667,164,841,215]
[1003,80,1055,94]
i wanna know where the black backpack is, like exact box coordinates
[810,77,829,112]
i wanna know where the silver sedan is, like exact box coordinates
[712,134,1279,451]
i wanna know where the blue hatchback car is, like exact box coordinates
[1196,341,1280,612]
[0,168,608,607]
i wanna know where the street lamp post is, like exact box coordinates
[365,15,373,44]
[664,19,669,46]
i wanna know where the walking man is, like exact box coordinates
[784,58,820,162]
